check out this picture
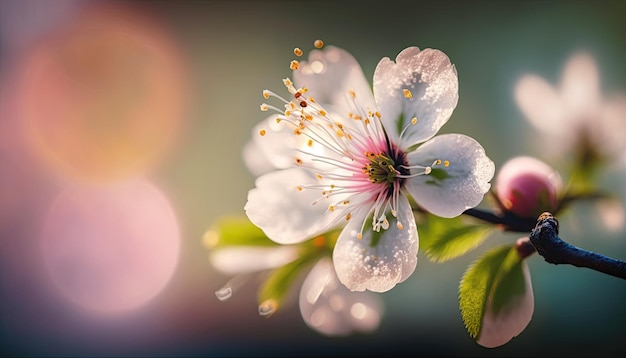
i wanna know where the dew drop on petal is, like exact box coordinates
[215,286,233,301]
[258,299,277,317]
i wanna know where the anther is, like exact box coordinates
[424,167,432,175]
[300,101,307,107]
[294,47,303,56]
[259,129,266,136]
[411,117,417,125]
[318,109,327,116]
[397,222,404,230]
[263,90,270,99]
[260,103,269,111]
[403,89,413,99]
[444,160,450,167]
[290,60,299,70]
[295,158,303,165]
[314,39,324,48]
[346,213,352,221]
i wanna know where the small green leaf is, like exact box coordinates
[258,256,314,315]
[204,216,277,248]
[490,255,526,317]
[419,214,493,262]
[459,245,525,339]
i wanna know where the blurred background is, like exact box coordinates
[1,0,625,356]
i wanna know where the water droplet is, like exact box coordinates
[258,299,277,317]
[215,286,232,301]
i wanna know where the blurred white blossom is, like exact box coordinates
[515,52,626,166]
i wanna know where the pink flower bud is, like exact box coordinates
[496,156,562,219]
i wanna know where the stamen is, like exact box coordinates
[398,116,420,142]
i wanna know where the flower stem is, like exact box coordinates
[529,213,626,280]
[462,208,537,233]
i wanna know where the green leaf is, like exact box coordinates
[459,244,526,339]
[203,216,277,248]
[419,214,493,262]
[257,256,314,316]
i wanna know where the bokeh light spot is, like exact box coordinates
[16,5,187,182]
[40,179,180,313]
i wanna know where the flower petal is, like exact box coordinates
[561,52,601,117]
[406,134,494,217]
[294,46,376,117]
[598,95,626,161]
[209,246,299,275]
[299,258,383,336]
[333,195,418,293]
[245,168,346,244]
[373,47,458,147]
[243,115,306,175]
[242,130,275,177]
[477,261,534,348]
[514,74,565,134]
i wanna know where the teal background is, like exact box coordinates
[1,0,625,356]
